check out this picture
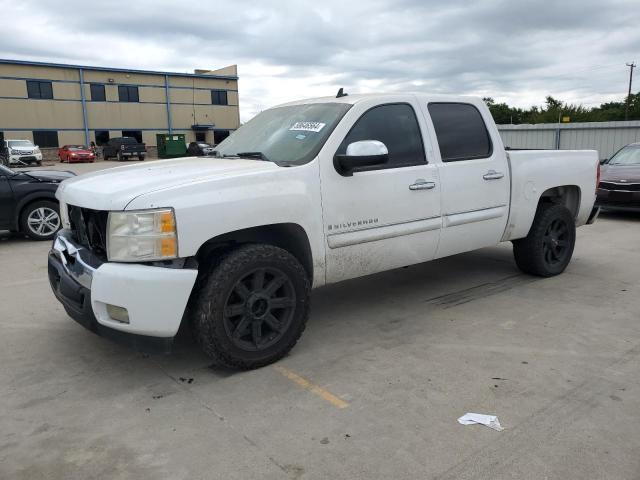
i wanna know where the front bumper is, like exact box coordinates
[596,188,640,212]
[48,230,198,353]
[9,153,42,165]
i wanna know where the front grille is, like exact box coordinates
[17,150,33,155]
[68,206,109,259]
[599,181,640,192]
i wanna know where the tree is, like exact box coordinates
[483,92,640,124]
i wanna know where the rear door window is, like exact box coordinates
[428,103,492,162]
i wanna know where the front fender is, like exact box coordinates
[125,161,327,287]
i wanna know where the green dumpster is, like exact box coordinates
[156,133,187,158]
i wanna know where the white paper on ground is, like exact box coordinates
[458,413,504,431]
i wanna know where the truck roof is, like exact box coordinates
[276,92,483,108]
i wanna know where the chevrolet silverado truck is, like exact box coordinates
[48,93,600,369]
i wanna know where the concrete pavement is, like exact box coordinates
[1,160,639,479]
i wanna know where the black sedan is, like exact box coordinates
[0,164,75,240]
[597,143,640,212]
[187,142,216,156]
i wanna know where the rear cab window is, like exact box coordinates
[428,103,492,162]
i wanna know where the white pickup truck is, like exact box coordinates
[48,93,600,369]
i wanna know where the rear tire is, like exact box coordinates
[513,204,576,277]
[138,155,145,161]
[192,244,310,369]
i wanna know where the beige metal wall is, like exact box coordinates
[0,62,240,147]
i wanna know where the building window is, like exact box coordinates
[26,80,53,99]
[90,84,106,102]
[95,130,110,146]
[195,131,206,142]
[213,130,230,145]
[211,90,228,105]
[122,130,143,143]
[118,85,139,102]
[32,131,59,148]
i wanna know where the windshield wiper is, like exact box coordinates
[235,151,271,162]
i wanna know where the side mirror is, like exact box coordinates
[334,140,389,176]
[599,158,609,165]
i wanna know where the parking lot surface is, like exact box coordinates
[1,160,640,479]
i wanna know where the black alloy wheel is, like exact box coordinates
[542,218,570,266]
[222,267,296,352]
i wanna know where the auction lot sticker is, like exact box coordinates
[290,121,326,133]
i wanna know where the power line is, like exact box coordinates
[625,61,636,120]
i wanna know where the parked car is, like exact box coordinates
[0,163,75,240]
[102,137,146,161]
[58,145,96,163]
[48,93,599,369]
[1,139,43,167]
[187,141,216,156]
[596,142,640,212]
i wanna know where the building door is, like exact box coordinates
[122,130,143,143]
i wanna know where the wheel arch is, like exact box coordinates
[195,223,314,281]
[537,185,581,219]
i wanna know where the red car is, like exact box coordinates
[58,145,95,163]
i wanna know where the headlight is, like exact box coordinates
[107,208,178,262]
[60,202,70,229]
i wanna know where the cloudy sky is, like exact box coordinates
[1,0,638,121]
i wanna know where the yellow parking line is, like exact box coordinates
[274,365,349,409]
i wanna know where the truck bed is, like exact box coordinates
[501,149,599,241]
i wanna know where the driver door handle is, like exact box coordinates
[409,180,436,191]
[483,170,504,180]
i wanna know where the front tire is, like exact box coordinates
[192,244,310,369]
[20,200,61,241]
[513,204,576,277]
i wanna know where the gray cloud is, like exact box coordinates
[0,0,638,120]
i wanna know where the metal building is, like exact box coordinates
[498,121,640,160]
[0,59,240,150]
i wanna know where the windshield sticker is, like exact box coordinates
[290,121,326,133]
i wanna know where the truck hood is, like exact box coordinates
[11,146,37,152]
[57,157,279,210]
[22,169,76,182]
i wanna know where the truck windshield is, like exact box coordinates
[610,145,640,165]
[215,102,352,165]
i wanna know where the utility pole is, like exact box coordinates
[625,61,636,120]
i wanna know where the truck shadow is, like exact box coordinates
[169,244,519,375]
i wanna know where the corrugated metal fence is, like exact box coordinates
[497,120,640,160]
